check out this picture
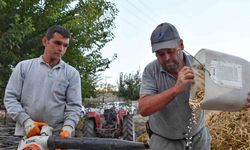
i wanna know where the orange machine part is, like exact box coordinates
[22,144,42,150]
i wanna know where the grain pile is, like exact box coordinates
[206,110,250,150]
[135,110,250,149]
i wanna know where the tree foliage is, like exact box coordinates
[117,70,141,100]
[0,0,118,103]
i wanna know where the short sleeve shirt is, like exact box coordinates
[140,53,205,139]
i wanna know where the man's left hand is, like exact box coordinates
[59,125,73,138]
[246,92,250,109]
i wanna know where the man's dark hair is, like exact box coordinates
[45,25,71,39]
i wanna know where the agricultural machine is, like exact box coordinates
[17,104,142,149]
[18,111,148,150]
[82,106,135,141]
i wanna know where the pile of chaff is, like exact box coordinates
[206,110,250,150]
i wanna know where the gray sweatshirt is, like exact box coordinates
[4,56,82,136]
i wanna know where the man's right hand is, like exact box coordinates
[24,118,47,138]
[175,66,194,93]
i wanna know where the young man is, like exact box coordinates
[4,25,82,138]
[139,22,211,150]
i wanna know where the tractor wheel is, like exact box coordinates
[122,114,135,141]
[82,119,96,137]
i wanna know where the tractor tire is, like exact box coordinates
[122,114,135,141]
[82,119,97,137]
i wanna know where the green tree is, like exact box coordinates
[117,70,141,100]
[0,0,118,104]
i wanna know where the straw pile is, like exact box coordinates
[136,111,250,150]
[206,110,250,150]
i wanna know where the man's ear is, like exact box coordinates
[179,39,184,50]
[42,37,48,46]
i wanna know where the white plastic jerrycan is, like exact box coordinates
[190,49,250,111]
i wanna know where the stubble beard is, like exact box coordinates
[162,61,179,73]
[162,51,183,73]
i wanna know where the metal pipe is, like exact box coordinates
[47,136,149,150]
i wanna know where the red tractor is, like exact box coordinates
[82,107,135,141]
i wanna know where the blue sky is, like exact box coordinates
[100,0,250,85]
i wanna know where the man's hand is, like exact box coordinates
[24,118,47,138]
[40,125,54,136]
[59,125,73,138]
[175,66,194,93]
[245,92,250,109]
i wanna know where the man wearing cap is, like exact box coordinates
[139,22,211,150]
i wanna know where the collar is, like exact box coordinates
[39,55,65,69]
